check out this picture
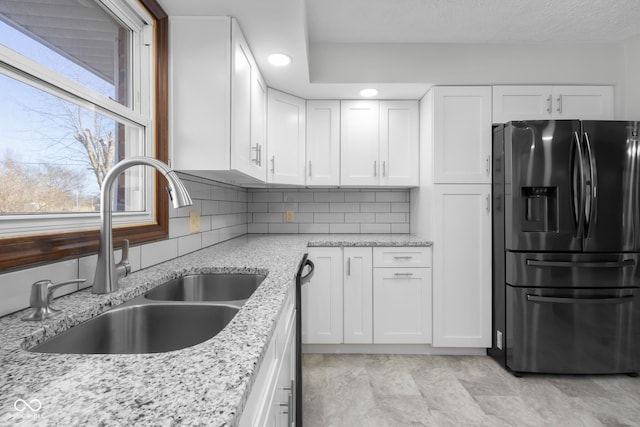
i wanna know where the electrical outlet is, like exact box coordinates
[285,210,294,223]
[189,211,201,233]
[496,330,503,350]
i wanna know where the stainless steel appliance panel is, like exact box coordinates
[505,120,583,252]
[581,121,640,252]
[506,285,640,374]
[506,252,640,288]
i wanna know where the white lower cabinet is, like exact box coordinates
[343,247,373,344]
[373,267,431,344]
[303,246,432,347]
[432,185,491,348]
[240,284,296,427]
[301,247,343,344]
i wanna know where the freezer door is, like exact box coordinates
[506,252,640,288]
[582,121,640,252]
[506,285,640,374]
[505,120,582,252]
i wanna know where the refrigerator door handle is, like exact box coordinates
[526,259,636,268]
[583,132,597,237]
[526,294,633,305]
[573,131,586,238]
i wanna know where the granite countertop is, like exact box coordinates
[0,234,431,426]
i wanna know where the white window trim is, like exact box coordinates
[0,0,157,239]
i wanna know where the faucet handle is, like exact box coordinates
[117,239,131,278]
[21,279,86,321]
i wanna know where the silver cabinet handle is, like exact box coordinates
[394,272,413,277]
[251,144,260,165]
[556,95,562,113]
[382,160,386,177]
[271,156,275,174]
[486,194,491,214]
[347,257,351,276]
[393,256,413,260]
[485,156,491,176]
[546,95,552,113]
[373,161,377,177]
[309,160,312,177]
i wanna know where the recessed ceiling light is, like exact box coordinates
[360,88,378,97]
[268,53,291,67]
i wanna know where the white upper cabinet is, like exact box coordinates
[169,17,266,184]
[231,24,266,181]
[429,87,492,184]
[267,89,306,185]
[341,100,418,186]
[341,100,380,186]
[379,101,419,186]
[306,100,340,186]
[492,85,614,123]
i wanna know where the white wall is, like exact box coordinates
[311,42,627,116]
[624,35,640,119]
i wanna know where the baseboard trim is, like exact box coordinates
[302,344,487,356]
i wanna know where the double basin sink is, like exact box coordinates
[29,273,266,355]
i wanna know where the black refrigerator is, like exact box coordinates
[491,120,640,375]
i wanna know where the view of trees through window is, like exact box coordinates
[0,2,144,216]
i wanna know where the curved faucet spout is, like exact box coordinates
[93,157,193,294]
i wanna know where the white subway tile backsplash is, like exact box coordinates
[360,202,392,213]
[299,203,330,213]
[293,213,314,223]
[375,191,407,202]
[248,203,268,213]
[283,192,314,203]
[345,192,376,202]
[252,212,284,223]
[141,239,178,269]
[252,192,284,203]
[202,229,221,247]
[314,192,345,203]
[392,223,411,233]
[391,202,410,213]
[178,234,202,256]
[268,203,299,213]
[361,223,392,233]
[248,223,269,234]
[314,213,345,223]
[329,203,360,213]
[269,223,299,233]
[330,223,360,233]
[345,212,375,223]
[376,213,407,223]
[299,223,330,233]
[202,200,220,215]
[169,217,191,238]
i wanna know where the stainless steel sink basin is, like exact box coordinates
[144,273,266,304]
[29,303,238,354]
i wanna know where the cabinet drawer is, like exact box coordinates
[373,247,431,268]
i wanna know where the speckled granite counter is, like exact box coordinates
[0,234,430,426]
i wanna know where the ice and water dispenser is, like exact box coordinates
[521,186,558,232]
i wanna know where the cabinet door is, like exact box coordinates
[302,248,343,344]
[267,89,306,185]
[306,100,340,186]
[373,268,432,344]
[343,247,373,344]
[432,185,491,347]
[341,100,379,186]
[553,86,614,120]
[492,86,553,123]
[270,312,295,427]
[230,22,253,177]
[433,87,492,184]
[379,101,419,186]
[249,66,267,180]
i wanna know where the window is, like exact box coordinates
[0,0,169,269]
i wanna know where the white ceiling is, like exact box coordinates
[156,0,640,99]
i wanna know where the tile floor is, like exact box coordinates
[302,354,640,426]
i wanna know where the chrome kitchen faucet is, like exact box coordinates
[92,157,193,294]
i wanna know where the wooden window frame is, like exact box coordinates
[0,0,169,271]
